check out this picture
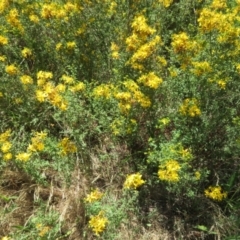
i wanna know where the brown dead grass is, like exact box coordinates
[1,140,235,240]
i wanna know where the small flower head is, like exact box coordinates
[59,137,77,155]
[0,129,11,142]
[3,152,12,161]
[158,160,181,182]
[21,47,32,58]
[89,211,108,236]
[20,75,33,85]
[1,141,12,153]
[123,173,145,189]
[204,186,227,201]
[84,189,103,203]
[66,41,76,49]
[195,171,201,180]
[16,152,32,161]
[5,64,18,75]
[0,35,8,45]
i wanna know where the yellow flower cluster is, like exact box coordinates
[171,32,198,54]
[195,171,201,180]
[59,137,77,155]
[198,9,225,33]
[204,186,227,201]
[36,223,50,237]
[114,80,151,114]
[110,42,120,59]
[89,211,108,236]
[0,129,12,161]
[21,47,32,58]
[137,72,163,89]
[84,189,103,203]
[27,131,47,152]
[93,84,114,99]
[131,15,156,39]
[191,61,212,76]
[159,0,173,8]
[126,14,161,70]
[16,152,32,162]
[128,36,161,70]
[0,0,9,13]
[0,35,8,45]
[1,237,11,240]
[158,160,181,182]
[41,2,80,20]
[35,71,68,111]
[123,173,145,189]
[107,1,117,16]
[179,98,201,117]
[210,0,227,10]
[20,75,33,85]
[5,64,18,75]
[16,131,47,162]
[6,8,24,32]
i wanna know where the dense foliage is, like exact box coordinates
[0,0,240,239]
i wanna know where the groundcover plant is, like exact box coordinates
[0,0,240,239]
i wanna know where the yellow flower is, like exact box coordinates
[111,51,119,59]
[0,55,6,62]
[36,224,51,237]
[5,64,18,75]
[29,14,40,23]
[69,82,85,92]
[61,74,75,84]
[110,42,119,52]
[195,171,201,180]
[39,226,50,237]
[131,15,156,37]
[36,90,47,102]
[84,189,103,203]
[179,98,201,117]
[158,160,181,182]
[56,42,62,51]
[21,47,32,58]
[58,101,68,111]
[157,56,168,66]
[217,80,226,89]
[123,173,145,189]
[0,129,11,142]
[59,137,77,155]
[89,211,108,236]
[56,84,66,92]
[0,0,9,13]
[2,236,11,240]
[210,0,227,10]
[158,117,170,126]
[93,84,113,99]
[137,72,163,89]
[20,75,33,85]
[3,152,12,161]
[7,8,24,32]
[0,35,8,45]
[1,141,12,153]
[204,186,227,201]
[37,71,53,79]
[66,41,76,49]
[28,142,44,152]
[159,0,173,8]
[16,152,32,161]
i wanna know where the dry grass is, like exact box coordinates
[1,140,238,239]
